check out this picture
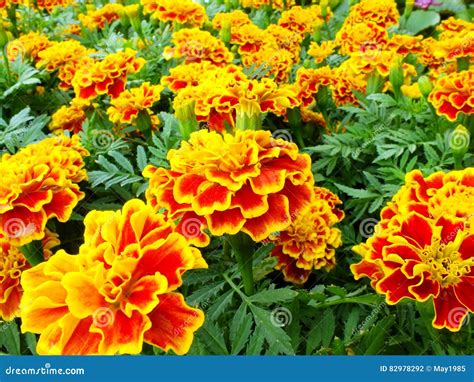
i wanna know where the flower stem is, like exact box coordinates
[20,240,44,267]
[227,233,255,296]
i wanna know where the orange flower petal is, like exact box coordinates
[144,292,204,355]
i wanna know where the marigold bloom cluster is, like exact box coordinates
[0,230,59,321]
[72,49,145,101]
[144,129,314,245]
[271,187,344,284]
[107,82,163,125]
[20,199,207,355]
[0,136,88,246]
[352,169,474,332]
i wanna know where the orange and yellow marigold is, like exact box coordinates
[0,136,88,246]
[144,129,314,245]
[271,187,344,284]
[72,49,145,101]
[429,70,474,122]
[20,199,207,355]
[352,169,474,332]
[107,82,163,125]
[0,230,59,321]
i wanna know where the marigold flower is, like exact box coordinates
[278,5,330,35]
[308,41,336,64]
[144,129,314,245]
[271,187,344,284]
[20,199,207,355]
[147,0,207,27]
[49,99,89,134]
[37,40,95,90]
[336,21,388,57]
[164,28,233,66]
[428,70,474,122]
[294,66,334,107]
[79,4,124,30]
[230,23,275,55]
[161,61,220,92]
[436,17,474,40]
[342,0,399,29]
[331,68,367,106]
[352,169,474,332]
[212,10,251,30]
[401,83,422,99]
[72,49,145,101]
[0,230,59,321]
[241,45,294,83]
[0,136,88,246]
[387,34,423,56]
[432,31,474,61]
[6,32,52,62]
[265,24,302,63]
[107,82,163,125]
[172,70,298,132]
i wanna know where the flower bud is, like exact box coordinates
[418,75,433,98]
[389,62,404,92]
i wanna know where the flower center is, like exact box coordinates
[421,238,471,287]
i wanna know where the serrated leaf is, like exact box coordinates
[230,303,253,355]
[321,310,336,348]
[344,309,360,342]
[249,287,298,305]
[207,289,234,321]
[187,281,225,307]
[250,305,295,355]
[136,146,148,171]
[246,325,265,355]
[334,183,378,199]
[199,319,229,355]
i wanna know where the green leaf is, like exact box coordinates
[207,289,234,321]
[0,320,20,355]
[306,321,323,354]
[326,286,347,298]
[249,287,298,305]
[321,310,336,348]
[334,183,379,199]
[362,316,396,355]
[187,281,225,307]
[246,325,265,355]
[250,305,295,355]
[344,309,360,343]
[405,10,440,34]
[24,332,37,355]
[199,320,229,355]
[136,145,148,171]
[230,303,253,355]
